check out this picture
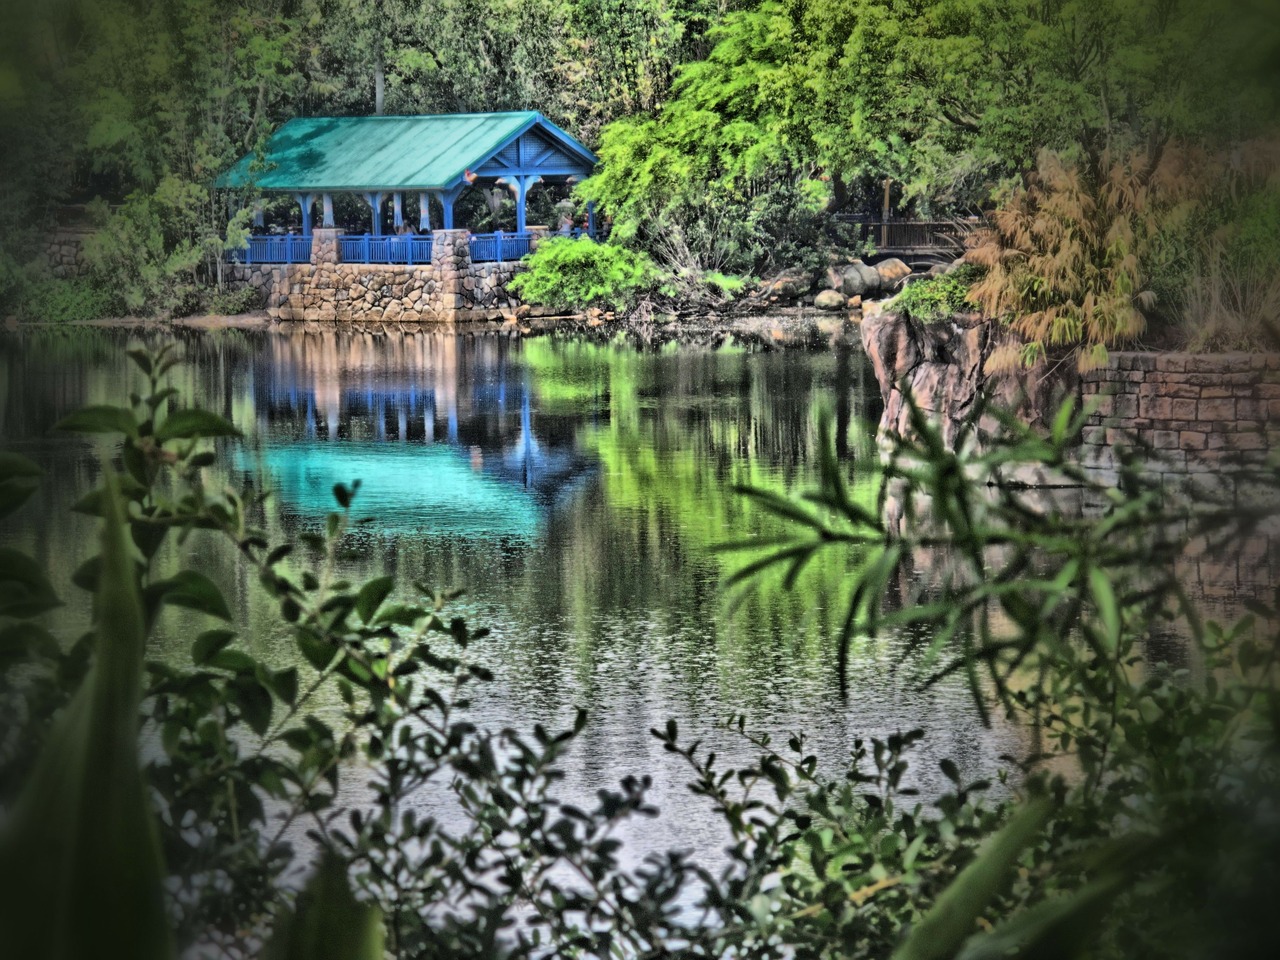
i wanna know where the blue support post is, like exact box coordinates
[513,175,538,234]
[393,192,404,230]
[252,202,265,228]
[361,192,386,236]
[496,230,504,263]
[322,193,335,228]
[436,183,466,230]
[294,192,316,235]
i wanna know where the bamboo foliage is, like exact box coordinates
[968,148,1196,371]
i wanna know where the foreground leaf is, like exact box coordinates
[263,854,383,960]
[53,405,139,437]
[154,408,240,442]
[890,798,1052,960]
[0,470,171,960]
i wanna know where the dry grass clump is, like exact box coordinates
[1179,242,1280,353]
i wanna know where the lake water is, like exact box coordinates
[0,325,1023,868]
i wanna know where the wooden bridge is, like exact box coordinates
[834,216,968,266]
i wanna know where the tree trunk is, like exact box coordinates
[375,48,385,115]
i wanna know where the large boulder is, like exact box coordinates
[875,257,912,291]
[761,270,813,301]
[813,289,848,311]
[838,261,883,298]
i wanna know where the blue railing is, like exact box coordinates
[337,235,433,265]
[468,231,534,263]
[230,235,313,264]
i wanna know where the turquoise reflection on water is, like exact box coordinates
[241,442,545,539]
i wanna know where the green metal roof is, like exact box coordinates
[216,111,596,192]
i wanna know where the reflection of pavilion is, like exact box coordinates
[242,329,595,536]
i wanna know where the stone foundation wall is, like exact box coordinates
[862,311,1280,603]
[227,228,528,322]
[1080,352,1279,479]
[230,262,453,322]
[469,262,523,312]
[44,230,91,278]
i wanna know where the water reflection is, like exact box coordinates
[0,325,1022,867]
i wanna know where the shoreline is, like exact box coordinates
[6,307,869,349]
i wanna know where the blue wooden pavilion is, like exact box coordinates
[216,111,599,262]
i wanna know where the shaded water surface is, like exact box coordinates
[0,326,1022,864]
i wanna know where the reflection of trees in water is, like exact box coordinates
[1,326,1026,818]
[517,338,892,689]
[1,325,921,711]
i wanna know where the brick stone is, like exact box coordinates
[1226,432,1266,451]
[1236,399,1266,420]
[1198,398,1235,421]
[1179,431,1207,449]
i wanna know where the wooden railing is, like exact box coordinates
[834,218,966,251]
[338,235,433,265]
[228,235,313,264]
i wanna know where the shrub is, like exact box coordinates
[1151,146,1280,351]
[890,264,983,322]
[973,141,1280,365]
[508,237,659,312]
[81,175,214,316]
[0,253,29,315]
[206,284,263,316]
[18,276,118,323]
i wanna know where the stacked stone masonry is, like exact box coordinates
[44,230,91,278]
[228,228,528,323]
[1080,352,1280,479]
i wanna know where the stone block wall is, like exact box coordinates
[230,262,452,322]
[1080,352,1279,480]
[228,228,527,322]
[44,229,92,278]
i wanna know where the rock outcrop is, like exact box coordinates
[874,257,912,291]
[860,309,1075,458]
[759,270,814,302]
[834,261,883,299]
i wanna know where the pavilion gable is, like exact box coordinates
[474,125,596,179]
